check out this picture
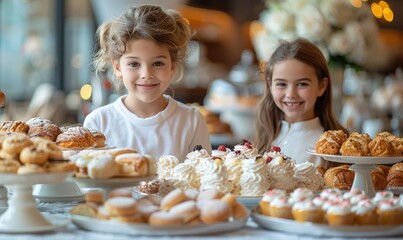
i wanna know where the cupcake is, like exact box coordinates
[352,199,378,225]
[376,199,402,225]
[288,188,314,205]
[292,201,324,223]
[343,188,364,201]
[372,191,394,204]
[269,196,293,219]
[259,189,287,216]
[326,201,355,226]
[320,188,343,200]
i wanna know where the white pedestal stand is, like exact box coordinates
[349,164,376,198]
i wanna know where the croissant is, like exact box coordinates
[375,165,390,178]
[390,137,403,156]
[324,166,354,190]
[0,121,29,133]
[315,130,347,155]
[389,162,403,173]
[340,132,371,156]
[386,170,403,187]
[368,132,395,157]
[28,122,61,142]
[371,170,387,190]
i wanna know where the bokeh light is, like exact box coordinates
[80,84,92,100]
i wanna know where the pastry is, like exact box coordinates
[0,159,21,173]
[326,201,355,226]
[268,196,293,219]
[1,133,33,155]
[26,117,61,142]
[389,162,403,173]
[340,132,371,156]
[104,197,137,216]
[108,188,133,199]
[196,188,225,201]
[371,170,387,190]
[115,153,152,177]
[315,130,347,155]
[292,201,324,223]
[17,164,46,174]
[0,121,29,133]
[149,211,183,226]
[368,132,395,157]
[70,204,97,218]
[324,166,354,190]
[19,146,48,165]
[87,155,119,179]
[199,199,231,224]
[85,190,104,205]
[375,165,390,178]
[56,126,95,150]
[259,189,287,216]
[45,160,76,173]
[232,201,249,219]
[386,170,403,187]
[88,128,106,148]
[160,188,187,211]
[376,199,402,225]
[169,200,200,223]
[32,138,63,160]
[351,199,378,225]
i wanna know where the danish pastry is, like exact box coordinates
[368,132,395,157]
[371,170,387,190]
[315,130,347,155]
[56,126,95,150]
[340,132,371,156]
[27,121,61,142]
[386,170,403,187]
[389,162,403,173]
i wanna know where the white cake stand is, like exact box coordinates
[0,172,73,233]
[306,148,402,198]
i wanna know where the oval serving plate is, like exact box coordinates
[70,214,248,236]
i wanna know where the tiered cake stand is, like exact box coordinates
[306,148,402,197]
[0,172,72,233]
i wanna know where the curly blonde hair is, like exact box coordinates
[92,5,192,92]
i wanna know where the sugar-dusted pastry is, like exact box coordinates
[340,132,371,156]
[0,120,29,134]
[26,117,61,142]
[315,130,347,155]
[88,128,106,148]
[56,126,95,150]
[368,132,395,157]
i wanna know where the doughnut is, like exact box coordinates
[108,188,133,199]
[169,200,200,223]
[160,188,187,211]
[19,146,48,165]
[199,199,231,224]
[85,190,104,205]
[104,197,137,216]
[148,211,183,226]
[17,164,46,175]
[0,159,21,173]
[32,138,63,160]
[197,188,225,201]
[2,133,32,155]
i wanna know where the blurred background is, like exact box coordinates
[0,0,402,147]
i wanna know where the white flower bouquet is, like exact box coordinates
[252,0,389,71]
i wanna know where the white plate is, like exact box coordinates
[236,196,261,209]
[34,194,85,203]
[387,186,403,195]
[0,171,75,185]
[251,211,403,238]
[71,214,248,236]
[0,213,69,233]
[305,148,403,165]
[74,175,157,189]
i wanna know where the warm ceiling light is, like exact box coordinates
[371,3,383,18]
[80,84,92,100]
[383,7,394,22]
[379,0,389,10]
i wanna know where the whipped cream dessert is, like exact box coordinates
[157,155,179,179]
[239,156,270,196]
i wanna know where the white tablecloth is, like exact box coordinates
[0,200,400,240]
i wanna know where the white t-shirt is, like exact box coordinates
[83,95,212,161]
[272,117,325,167]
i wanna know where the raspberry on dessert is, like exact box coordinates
[270,146,281,152]
[217,145,227,152]
[244,142,252,149]
[265,156,272,163]
[241,139,251,145]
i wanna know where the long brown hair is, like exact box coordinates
[253,38,348,153]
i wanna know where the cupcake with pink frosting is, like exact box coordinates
[352,199,378,225]
[259,189,287,216]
